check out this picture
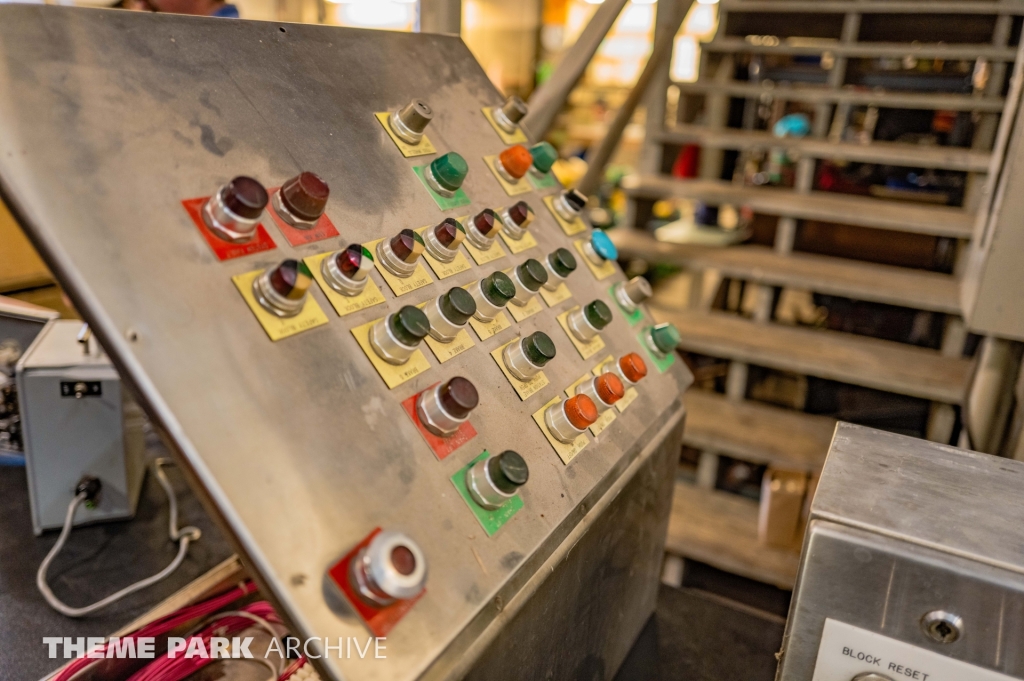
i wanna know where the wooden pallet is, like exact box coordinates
[613,231,962,313]
[667,480,800,589]
[654,308,972,403]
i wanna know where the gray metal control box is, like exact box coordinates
[16,320,145,535]
[778,423,1024,681]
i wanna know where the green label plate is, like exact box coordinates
[451,450,523,537]
[527,171,559,190]
[638,328,677,373]
[414,165,471,210]
[609,283,644,326]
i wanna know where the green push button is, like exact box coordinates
[488,450,529,494]
[583,300,613,331]
[481,271,516,307]
[530,142,558,174]
[429,152,468,192]
[548,248,577,278]
[390,306,431,346]
[650,323,681,354]
[522,331,556,367]
[440,287,477,326]
[517,259,549,292]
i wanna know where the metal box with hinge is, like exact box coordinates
[778,422,1024,681]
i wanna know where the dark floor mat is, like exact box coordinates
[615,584,785,681]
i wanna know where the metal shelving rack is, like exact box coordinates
[617,0,1024,588]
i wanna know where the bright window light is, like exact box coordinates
[332,0,416,30]
[619,4,654,32]
[683,2,718,40]
[671,34,699,82]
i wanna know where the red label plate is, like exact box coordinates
[327,528,424,637]
[401,386,477,461]
[265,187,341,246]
[181,197,276,261]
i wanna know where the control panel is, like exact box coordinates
[0,9,690,681]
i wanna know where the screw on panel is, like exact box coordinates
[920,610,963,644]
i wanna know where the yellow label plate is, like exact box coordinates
[232,269,329,342]
[304,252,386,317]
[423,329,475,364]
[565,373,617,436]
[616,387,639,412]
[468,311,512,341]
[539,282,573,307]
[415,225,472,279]
[484,154,533,197]
[351,317,430,389]
[574,238,617,281]
[415,301,475,363]
[557,307,605,360]
[543,194,587,236]
[491,339,549,400]
[498,228,538,255]
[501,268,544,322]
[374,112,436,158]
[592,355,639,413]
[482,107,528,145]
[506,295,543,323]
[464,238,508,266]
[532,396,588,464]
[366,238,434,296]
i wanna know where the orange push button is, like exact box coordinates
[495,145,533,183]
[545,394,598,443]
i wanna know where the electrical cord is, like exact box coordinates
[36,458,201,618]
[213,609,285,679]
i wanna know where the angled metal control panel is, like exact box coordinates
[0,8,690,680]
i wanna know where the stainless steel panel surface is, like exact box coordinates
[778,423,1024,680]
[0,8,690,680]
[812,423,1024,577]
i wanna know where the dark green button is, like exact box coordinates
[530,142,558,174]
[440,286,476,326]
[583,300,612,330]
[548,248,577,278]
[389,305,430,346]
[488,450,529,494]
[650,323,681,353]
[516,259,548,292]
[481,271,516,307]
[522,331,556,367]
[429,152,468,192]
